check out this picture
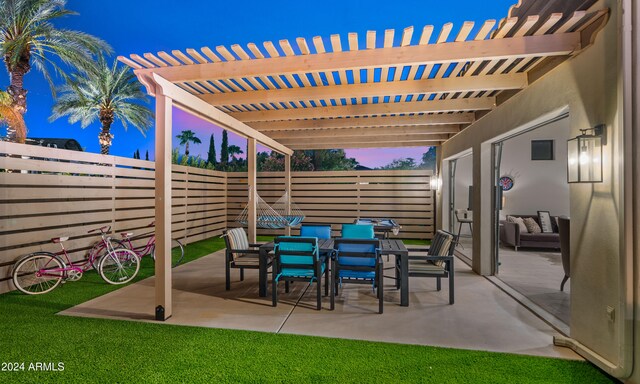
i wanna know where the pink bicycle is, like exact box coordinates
[11,226,140,295]
[89,221,184,268]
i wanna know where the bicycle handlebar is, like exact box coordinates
[88,225,111,234]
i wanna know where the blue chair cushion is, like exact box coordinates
[337,243,376,267]
[300,225,331,239]
[341,224,374,239]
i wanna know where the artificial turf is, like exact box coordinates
[0,236,616,383]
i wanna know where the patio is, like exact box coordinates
[61,249,578,359]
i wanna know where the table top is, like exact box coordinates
[355,218,400,229]
[260,238,407,255]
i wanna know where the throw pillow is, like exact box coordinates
[507,216,528,233]
[523,217,542,233]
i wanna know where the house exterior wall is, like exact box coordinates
[439,0,636,379]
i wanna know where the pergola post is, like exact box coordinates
[247,138,257,243]
[154,93,172,321]
[284,154,291,236]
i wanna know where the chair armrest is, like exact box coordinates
[249,243,265,247]
[228,248,261,254]
[408,255,453,262]
[407,247,430,253]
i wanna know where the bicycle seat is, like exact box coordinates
[52,237,69,243]
[121,232,134,238]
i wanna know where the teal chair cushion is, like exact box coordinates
[341,224,374,239]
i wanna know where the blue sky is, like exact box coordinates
[0,0,515,167]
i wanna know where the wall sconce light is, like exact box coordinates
[430,175,442,191]
[567,124,605,183]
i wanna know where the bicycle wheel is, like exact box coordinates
[88,239,127,270]
[12,253,66,295]
[98,249,140,285]
[152,238,185,268]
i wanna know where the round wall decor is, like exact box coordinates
[499,176,514,191]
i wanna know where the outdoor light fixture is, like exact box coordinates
[567,124,605,183]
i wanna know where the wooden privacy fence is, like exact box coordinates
[227,170,434,239]
[0,142,434,293]
[0,141,226,293]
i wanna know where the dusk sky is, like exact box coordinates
[0,0,514,167]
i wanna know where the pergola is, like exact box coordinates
[119,4,607,320]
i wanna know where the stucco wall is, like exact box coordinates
[439,0,629,375]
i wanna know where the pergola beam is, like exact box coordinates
[132,32,581,83]
[229,97,495,122]
[148,74,293,155]
[278,134,449,146]
[265,125,460,139]
[198,73,527,106]
[251,114,472,131]
[287,141,442,150]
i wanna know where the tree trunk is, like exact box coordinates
[185,142,190,157]
[98,109,115,155]
[5,54,31,143]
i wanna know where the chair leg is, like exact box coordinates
[457,222,463,239]
[317,277,322,310]
[436,277,441,291]
[240,268,244,281]
[449,275,455,305]
[378,263,384,314]
[272,277,278,307]
[225,253,231,291]
[324,260,329,297]
[285,280,290,293]
[468,222,473,236]
[560,275,569,291]
[330,259,335,310]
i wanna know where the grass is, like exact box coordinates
[0,236,615,383]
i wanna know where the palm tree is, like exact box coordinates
[50,56,153,154]
[0,90,25,140]
[176,130,201,157]
[1,0,111,142]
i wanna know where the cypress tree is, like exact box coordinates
[207,134,217,166]
[145,150,149,161]
[220,129,229,167]
[136,149,140,159]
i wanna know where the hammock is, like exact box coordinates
[236,193,289,229]
[272,192,305,227]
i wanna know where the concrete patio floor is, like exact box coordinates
[60,249,580,360]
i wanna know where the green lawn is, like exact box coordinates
[0,236,615,383]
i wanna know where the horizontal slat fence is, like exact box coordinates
[227,170,434,239]
[0,142,226,293]
[0,142,434,294]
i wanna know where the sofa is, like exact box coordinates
[500,214,561,251]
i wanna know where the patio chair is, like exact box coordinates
[222,227,270,291]
[330,238,383,314]
[272,236,325,310]
[406,230,457,304]
[341,223,375,239]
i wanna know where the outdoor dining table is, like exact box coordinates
[258,238,410,306]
